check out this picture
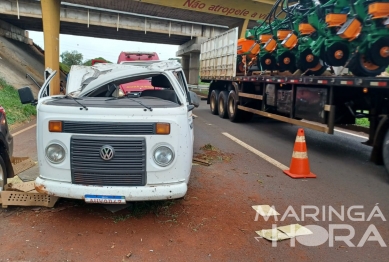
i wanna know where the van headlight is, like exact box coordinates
[45,143,66,164]
[153,145,174,167]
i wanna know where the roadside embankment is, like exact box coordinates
[0,78,36,126]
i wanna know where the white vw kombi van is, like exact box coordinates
[19,61,199,204]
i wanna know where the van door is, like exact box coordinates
[38,68,57,100]
[173,69,194,143]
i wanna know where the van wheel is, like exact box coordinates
[210,90,220,115]
[0,155,6,191]
[218,91,228,118]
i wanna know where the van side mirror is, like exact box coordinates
[18,87,36,105]
[189,91,200,108]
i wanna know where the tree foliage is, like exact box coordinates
[83,57,112,66]
[168,57,182,64]
[60,50,83,66]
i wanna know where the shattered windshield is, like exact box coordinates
[79,73,181,106]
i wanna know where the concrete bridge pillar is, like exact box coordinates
[176,37,207,85]
[181,55,190,82]
[41,0,60,95]
[189,53,200,86]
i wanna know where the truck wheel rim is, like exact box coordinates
[219,97,224,113]
[229,96,235,115]
[211,94,216,110]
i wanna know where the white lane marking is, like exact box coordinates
[222,132,288,170]
[12,124,36,136]
[192,114,198,117]
[334,129,368,139]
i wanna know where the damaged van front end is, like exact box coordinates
[19,61,198,203]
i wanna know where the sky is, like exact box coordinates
[28,31,179,63]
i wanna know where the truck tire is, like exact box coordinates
[228,90,245,122]
[382,129,389,181]
[227,90,253,122]
[227,90,241,122]
[0,155,6,191]
[210,89,220,115]
[218,91,228,118]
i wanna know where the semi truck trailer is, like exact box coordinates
[200,28,389,176]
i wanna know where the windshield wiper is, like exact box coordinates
[105,96,125,101]
[63,95,88,110]
[105,96,152,111]
[128,97,153,111]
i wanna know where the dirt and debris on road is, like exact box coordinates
[193,143,234,165]
[3,114,387,261]
[0,133,288,261]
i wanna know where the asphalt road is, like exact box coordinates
[193,100,389,260]
[4,102,389,261]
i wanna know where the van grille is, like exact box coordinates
[63,121,155,135]
[70,136,146,186]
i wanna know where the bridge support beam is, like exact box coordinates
[181,55,190,81]
[41,0,60,95]
[188,53,200,86]
[176,37,208,85]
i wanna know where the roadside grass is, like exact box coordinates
[196,89,209,96]
[355,110,370,128]
[195,80,209,96]
[356,118,369,128]
[0,78,36,125]
[198,81,210,86]
[59,62,70,74]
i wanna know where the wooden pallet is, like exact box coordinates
[11,157,36,175]
[0,191,58,208]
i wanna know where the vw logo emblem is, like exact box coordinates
[100,145,115,161]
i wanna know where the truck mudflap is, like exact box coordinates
[34,177,188,201]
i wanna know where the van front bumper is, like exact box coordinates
[35,177,187,201]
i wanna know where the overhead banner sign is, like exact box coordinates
[137,0,275,21]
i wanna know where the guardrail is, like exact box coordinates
[188,84,209,92]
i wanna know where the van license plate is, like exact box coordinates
[84,195,126,204]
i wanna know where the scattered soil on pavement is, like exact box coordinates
[0,152,282,262]
[194,143,234,164]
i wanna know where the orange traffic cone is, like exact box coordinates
[284,128,316,179]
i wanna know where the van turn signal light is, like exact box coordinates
[49,121,63,132]
[156,123,170,135]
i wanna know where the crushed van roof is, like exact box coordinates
[67,60,181,94]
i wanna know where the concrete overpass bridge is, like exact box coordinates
[0,0,275,92]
